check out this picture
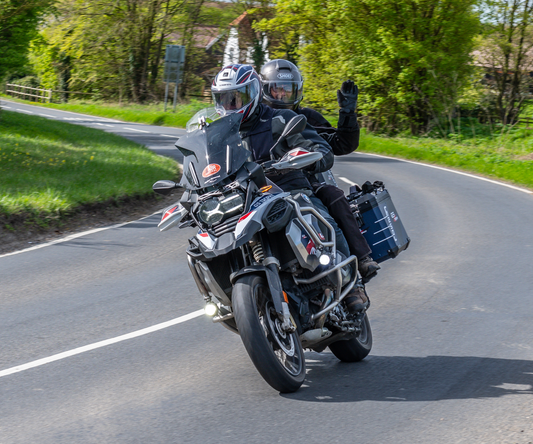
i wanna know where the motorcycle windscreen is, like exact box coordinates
[176,112,251,190]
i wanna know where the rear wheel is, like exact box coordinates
[328,313,372,362]
[233,274,306,393]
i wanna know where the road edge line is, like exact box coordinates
[353,152,533,195]
[0,309,205,379]
[0,211,163,259]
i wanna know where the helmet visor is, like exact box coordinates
[266,82,302,104]
[212,82,258,112]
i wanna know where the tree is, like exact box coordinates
[0,0,52,80]
[39,0,195,103]
[260,0,480,134]
[476,0,533,125]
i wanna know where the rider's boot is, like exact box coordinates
[358,256,380,283]
[343,285,369,314]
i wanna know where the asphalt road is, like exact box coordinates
[1,100,533,443]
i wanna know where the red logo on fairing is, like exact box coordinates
[202,164,221,177]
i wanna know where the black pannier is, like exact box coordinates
[347,181,410,263]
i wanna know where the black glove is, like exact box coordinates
[337,80,358,114]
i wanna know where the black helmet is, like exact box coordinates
[260,59,303,110]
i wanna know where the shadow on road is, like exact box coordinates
[337,154,403,164]
[283,354,533,402]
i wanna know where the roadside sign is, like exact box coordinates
[164,45,185,84]
[163,45,186,111]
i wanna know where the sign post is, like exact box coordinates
[164,45,186,112]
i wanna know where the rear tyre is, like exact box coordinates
[233,274,306,393]
[328,313,372,362]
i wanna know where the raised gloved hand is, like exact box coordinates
[337,80,358,114]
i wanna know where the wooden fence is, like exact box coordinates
[4,83,94,103]
[5,83,52,103]
[517,117,533,128]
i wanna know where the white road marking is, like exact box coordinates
[94,123,114,127]
[340,153,533,195]
[0,309,205,379]
[1,99,123,123]
[18,109,34,114]
[124,127,150,133]
[161,134,179,138]
[338,176,357,186]
[2,105,13,109]
[0,211,162,259]
[38,113,56,118]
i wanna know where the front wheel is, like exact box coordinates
[328,313,373,362]
[232,274,306,393]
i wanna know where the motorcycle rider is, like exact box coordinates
[211,63,368,312]
[260,59,380,283]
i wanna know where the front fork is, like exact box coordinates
[258,232,295,333]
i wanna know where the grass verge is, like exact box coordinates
[359,130,533,190]
[0,110,179,231]
[2,96,532,193]
[0,95,208,128]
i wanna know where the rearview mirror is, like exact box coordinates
[280,114,307,139]
[270,114,308,159]
[152,180,182,196]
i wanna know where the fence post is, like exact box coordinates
[48,89,52,103]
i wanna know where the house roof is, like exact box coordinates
[167,26,223,49]
[229,11,248,27]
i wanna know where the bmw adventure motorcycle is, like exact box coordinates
[153,108,372,393]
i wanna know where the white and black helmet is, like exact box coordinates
[260,59,303,110]
[211,64,262,121]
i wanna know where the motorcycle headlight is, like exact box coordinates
[197,193,244,226]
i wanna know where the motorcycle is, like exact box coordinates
[152,108,372,393]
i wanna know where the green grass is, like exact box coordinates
[0,95,209,128]
[0,110,179,224]
[2,95,532,200]
[359,129,533,189]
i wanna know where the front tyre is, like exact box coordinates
[328,313,373,362]
[233,274,306,393]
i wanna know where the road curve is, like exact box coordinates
[1,101,533,443]
[0,98,185,161]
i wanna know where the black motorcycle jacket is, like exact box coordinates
[240,104,334,191]
[296,106,360,156]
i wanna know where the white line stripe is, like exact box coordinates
[0,310,205,379]
[124,127,150,133]
[18,109,34,114]
[372,234,395,245]
[0,99,123,123]
[0,211,162,259]
[339,176,356,186]
[2,105,13,109]
[349,153,533,195]
[38,113,56,118]
[95,123,114,127]
[161,134,179,138]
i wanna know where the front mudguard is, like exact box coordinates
[230,265,285,318]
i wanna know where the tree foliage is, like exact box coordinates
[476,0,533,125]
[36,0,202,102]
[29,0,244,102]
[0,0,52,80]
[260,0,480,134]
